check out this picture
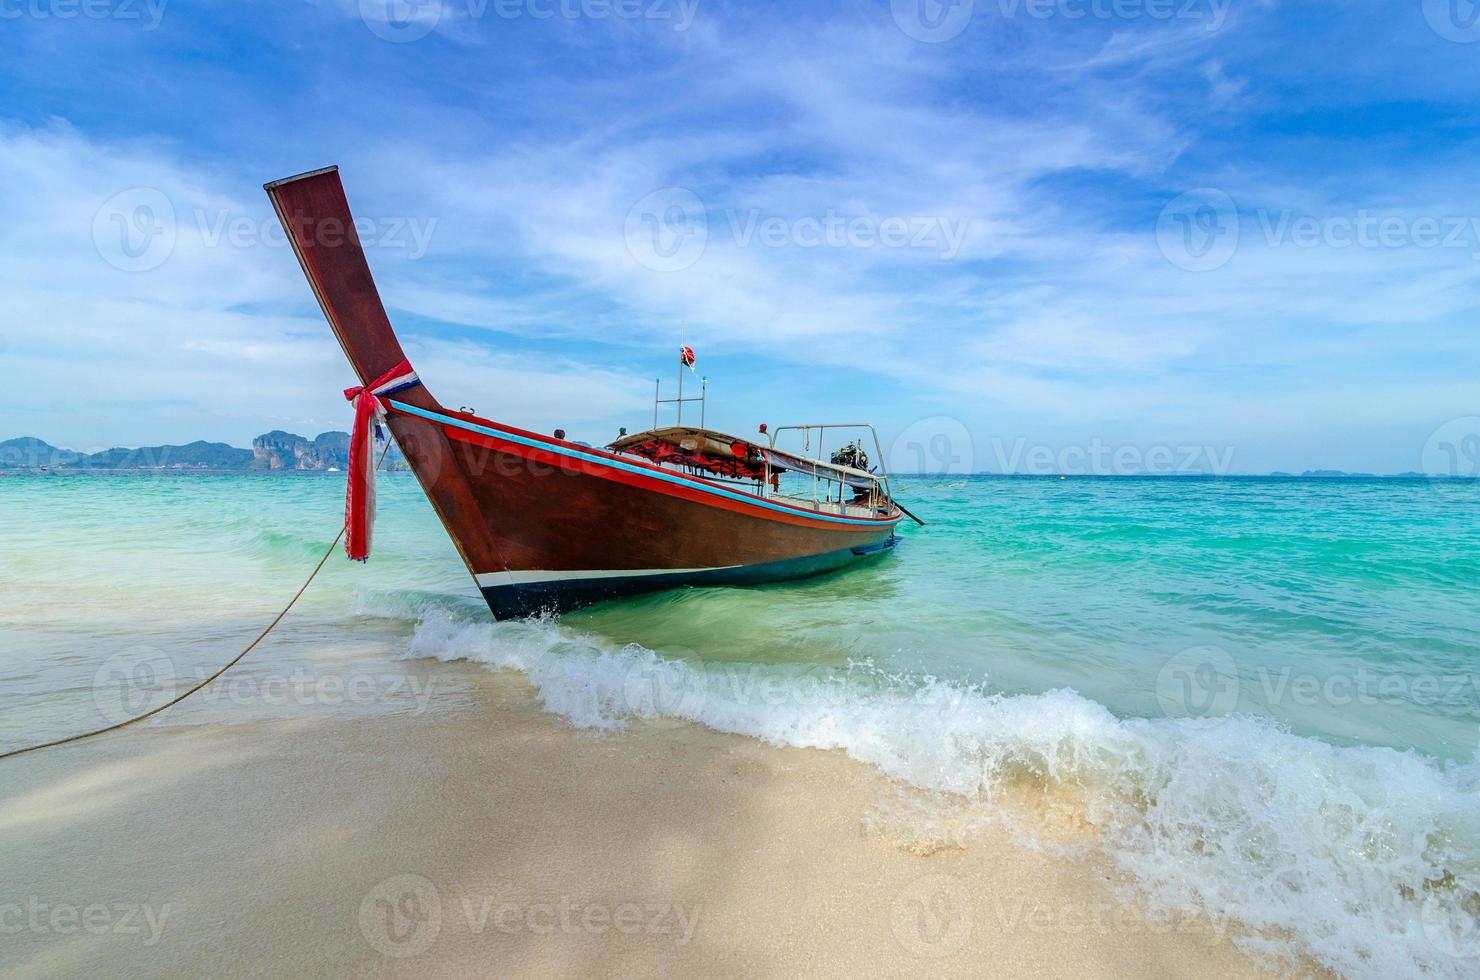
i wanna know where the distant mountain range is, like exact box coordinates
[0,435,1458,478]
[0,433,407,471]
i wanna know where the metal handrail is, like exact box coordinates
[764,422,893,512]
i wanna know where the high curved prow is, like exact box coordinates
[265,166,417,389]
[264,166,506,576]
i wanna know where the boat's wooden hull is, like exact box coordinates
[479,545,889,618]
[265,166,901,619]
[393,399,898,617]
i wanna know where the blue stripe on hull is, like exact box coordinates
[478,536,897,619]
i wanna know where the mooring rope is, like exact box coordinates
[0,443,389,762]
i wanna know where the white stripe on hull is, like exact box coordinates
[474,567,737,588]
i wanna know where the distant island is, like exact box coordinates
[1269,469,1429,479]
[0,432,407,472]
[0,436,1464,479]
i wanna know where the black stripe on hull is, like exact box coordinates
[478,536,897,619]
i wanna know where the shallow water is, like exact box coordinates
[2,471,1478,978]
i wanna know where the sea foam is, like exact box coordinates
[402,604,1480,979]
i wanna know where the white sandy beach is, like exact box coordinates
[0,656,1317,979]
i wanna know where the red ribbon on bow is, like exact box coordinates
[343,358,418,561]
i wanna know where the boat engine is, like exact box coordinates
[830,441,869,471]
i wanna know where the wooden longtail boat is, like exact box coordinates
[264,166,906,619]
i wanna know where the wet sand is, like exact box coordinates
[0,659,1308,979]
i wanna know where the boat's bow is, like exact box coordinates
[267,166,902,619]
[264,166,506,575]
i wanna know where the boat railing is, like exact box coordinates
[764,423,893,513]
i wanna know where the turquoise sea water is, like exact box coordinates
[3,472,1478,977]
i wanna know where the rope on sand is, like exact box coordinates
[0,443,389,762]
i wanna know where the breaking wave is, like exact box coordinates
[396,603,1480,979]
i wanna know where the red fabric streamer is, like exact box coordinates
[342,359,419,561]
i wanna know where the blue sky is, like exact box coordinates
[2,0,1479,474]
